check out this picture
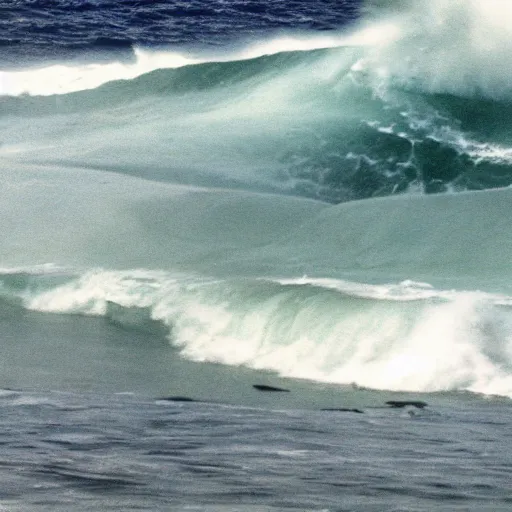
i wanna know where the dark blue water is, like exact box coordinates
[0,0,361,67]
[2,388,511,512]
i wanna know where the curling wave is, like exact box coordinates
[1,266,512,397]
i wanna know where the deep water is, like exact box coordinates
[1,0,512,510]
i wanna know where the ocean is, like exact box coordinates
[1,0,512,510]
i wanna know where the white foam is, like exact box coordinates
[401,113,512,167]
[273,276,445,301]
[24,268,174,316]
[13,268,512,398]
[327,293,506,392]
[0,263,70,275]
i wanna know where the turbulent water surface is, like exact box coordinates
[1,0,512,510]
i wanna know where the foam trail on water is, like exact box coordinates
[0,49,198,96]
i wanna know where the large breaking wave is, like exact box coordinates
[3,0,512,200]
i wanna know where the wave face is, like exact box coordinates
[2,0,512,398]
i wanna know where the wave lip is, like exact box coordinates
[0,48,199,97]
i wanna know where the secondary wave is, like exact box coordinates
[1,267,512,398]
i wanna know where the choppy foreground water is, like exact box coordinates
[1,388,511,512]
